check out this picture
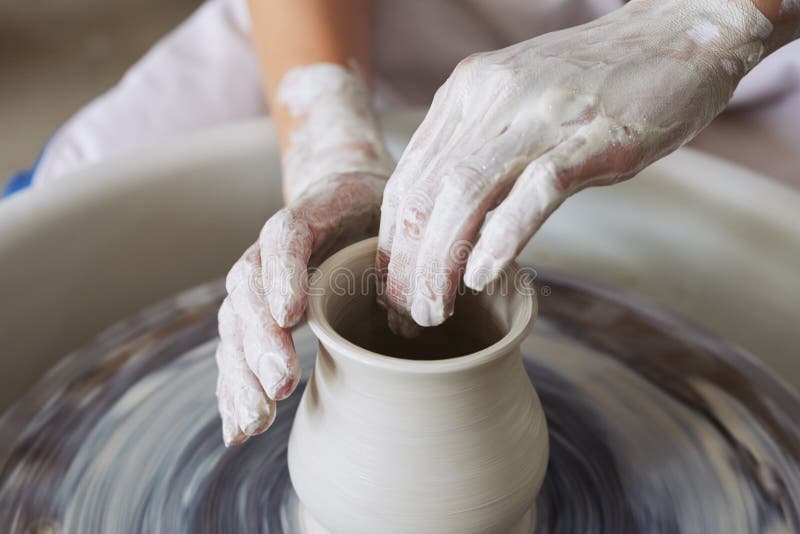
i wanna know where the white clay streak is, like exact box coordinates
[276,63,393,201]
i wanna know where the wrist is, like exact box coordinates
[750,0,800,49]
[275,62,392,201]
[625,0,773,76]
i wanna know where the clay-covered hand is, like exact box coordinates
[216,64,393,446]
[377,0,773,329]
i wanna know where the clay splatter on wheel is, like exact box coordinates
[0,273,798,533]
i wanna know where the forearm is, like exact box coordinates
[247,0,390,201]
[248,0,373,147]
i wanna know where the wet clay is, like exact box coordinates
[1,273,799,533]
[334,293,503,360]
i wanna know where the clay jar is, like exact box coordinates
[288,238,548,534]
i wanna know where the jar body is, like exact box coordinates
[287,237,548,534]
[287,343,548,534]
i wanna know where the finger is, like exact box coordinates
[409,136,530,326]
[218,299,277,437]
[385,180,439,315]
[229,282,301,401]
[464,119,638,290]
[225,243,261,296]
[216,300,247,445]
[260,210,314,328]
[377,80,462,283]
[226,242,301,401]
[376,175,400,276]
[219,343,277,437]
[302,173,386,264]
[384,123,479,325]
[463,134,604,291]
[264,175,386,328]
[216,370,246,447]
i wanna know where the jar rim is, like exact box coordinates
[306,237,537,374]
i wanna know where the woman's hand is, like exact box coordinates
[377,0,773,328]
[216,64,392,446]
[217,171,386,446]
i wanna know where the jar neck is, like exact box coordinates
[311,340,531,435]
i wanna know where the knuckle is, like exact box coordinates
[451,57,516,104]
[484,65,515,88]
[263,209,314,258]
[398,189,434,241]
[242,243,261,267]
[380,176,401,209]
[455,53,509,80]
[449,60,476,86]
[429,82,450,109]
[225,263,241,294]
[442,164,497,208]
[456,52,487,71]
[226,244,258,293]
[218,298,234,323]
[217,301,238,340]
[448,163,491,198]
[261,209,292,239]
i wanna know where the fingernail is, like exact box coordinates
[271,274,307,328]
[272,306,291,329]
[273,301,306,329]
[257,355,299,400]
[272,376,299,401]
[242,416,269,436]
[464,251,499,291]
[222,417,244,447]
[222,421,233,447]
[235,389,274,435]
[411,294,449,327]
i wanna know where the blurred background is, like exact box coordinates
[1,1,798,190]
[0,0,199,189]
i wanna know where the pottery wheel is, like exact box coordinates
[1,272,798,533]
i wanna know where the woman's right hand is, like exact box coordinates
[216,170,387,446]
[216,63,393,446]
